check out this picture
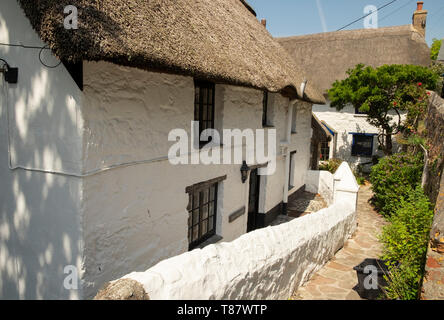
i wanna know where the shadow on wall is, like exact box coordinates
[0,6,79,298]
[0,2,100,299]
[1,0,182,299]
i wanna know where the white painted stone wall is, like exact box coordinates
[80,61,313,298]
[306,170,334,205]
[0,0,84,299]
[106,163,359,300]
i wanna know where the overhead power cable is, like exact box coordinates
[337,0,398,31]
[379,0,416,23]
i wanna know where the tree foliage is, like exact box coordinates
[430,38,442,61]
[328,64,439,155]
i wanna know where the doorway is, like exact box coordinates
[247,168,260,232]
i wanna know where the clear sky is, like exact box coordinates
[248,0,444,46]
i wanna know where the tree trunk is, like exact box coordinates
[384,134,393,155]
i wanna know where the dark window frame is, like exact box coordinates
[262,91,268,127]
[320,141,330,161]
[351,134,374,157]
[288,150,297,190]
[194,80,215,147]
[186,175,226,250]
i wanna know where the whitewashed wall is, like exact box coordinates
[80,61,313,298]
[100,163,359,300]
[0,0,84,299]
[306,170,334,205]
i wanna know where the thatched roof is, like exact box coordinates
[277,25,431,93]
[17,0,324,104]
[438,39,444,61]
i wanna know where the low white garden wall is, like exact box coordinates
[306,170,334,205]
[97,163,359,300]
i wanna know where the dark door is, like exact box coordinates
[247,169,260,232]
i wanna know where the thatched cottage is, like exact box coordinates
[278,2,431,169]
[0,0,324,299]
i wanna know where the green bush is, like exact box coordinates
[380,187,434,300]
[369,153,423,217]
[318,158,342,174]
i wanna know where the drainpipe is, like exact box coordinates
[282,81,307,215]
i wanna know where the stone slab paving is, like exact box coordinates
[270,192,328,227]
[291,184,388,300]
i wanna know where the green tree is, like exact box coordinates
[430,38,442,60]
[328,64,438,155]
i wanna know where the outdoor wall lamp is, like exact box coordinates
[240,161,250,183]
[0,58,18,84]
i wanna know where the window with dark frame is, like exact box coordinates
[351,134,373,157]
[187,182,218,250]
[194,80,215,147]
[320,141,330,161]
[262,91,268,127]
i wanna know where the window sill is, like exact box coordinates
[262,124,275,128]
[195,234,223,249]
[291,131,297,135]
[353,114,368,118]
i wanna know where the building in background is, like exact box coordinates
[278,2,431,170]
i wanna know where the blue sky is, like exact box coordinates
[248,0,444,45]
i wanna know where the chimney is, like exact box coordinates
[412,1,427,37]
[261,19,267,28]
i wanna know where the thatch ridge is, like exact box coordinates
[16,0,324,104]
[277,25,431,94]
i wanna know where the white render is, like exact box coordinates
[80,61,313,298]
[0,0,84,299]
[0,0,317,300]
[306,170,334,206]
[110,163,359,300]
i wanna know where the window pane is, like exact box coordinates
[202,204,209,219]
[192,225,199,241]
[202,189,209,204]
[188,227,192,243]
[208,216,214,232]
[194,104,200,121]
[202,103,207,121]
[209,202,214,217]
[192,209,199,226]
[195,86,200,103]
[209,185,216,201]
[201,87,207,105]
[192,192,199,209]
[200,219,208,236]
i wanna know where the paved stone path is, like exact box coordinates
[270,192,328,226]
[291,184,388,300]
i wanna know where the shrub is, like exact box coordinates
[318,158,342,174]
[380,187,434,300]
[369,153,423,217]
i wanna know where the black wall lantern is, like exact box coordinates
[240,161,250,183]
[0,58,18,84]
